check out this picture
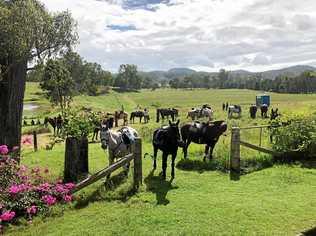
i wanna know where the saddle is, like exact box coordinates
[153,126,169,146]
[190,122,208,144]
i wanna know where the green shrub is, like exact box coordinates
[270,114,316,157]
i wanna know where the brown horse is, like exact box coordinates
[114,110,128,127]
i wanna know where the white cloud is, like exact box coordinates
[40,0,316,72]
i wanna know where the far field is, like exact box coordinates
[13,83,316,235]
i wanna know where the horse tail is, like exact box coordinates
[156,109,160,123]
[130,113,133,121]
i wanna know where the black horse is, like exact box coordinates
[260,104,268,118]
[44,115,63,135]
[270,108,280,120]
[181,120,227,161]
[152,120,183,179]
[156,108,178,122]
[249,105,258,119]
[130,109,150,124]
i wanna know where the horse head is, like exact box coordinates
[168,120,183,147]
[100,124,109,150]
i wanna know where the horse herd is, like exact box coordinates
[40,103,279,180]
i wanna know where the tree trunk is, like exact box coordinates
[0,59,27,151]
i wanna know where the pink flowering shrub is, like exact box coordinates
[0,145,75,231]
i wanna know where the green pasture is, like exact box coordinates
[10,83,316,235]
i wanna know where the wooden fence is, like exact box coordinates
[230,125,280,180]
[71,137,142,193]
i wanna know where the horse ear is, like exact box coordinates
[176,119,180,126]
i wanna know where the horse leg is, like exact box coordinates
[184,139,191,159]
[209,141,216,160]
[153,145,158,170]
[162,152,167,180]
[203,145,210,162]
[171,152,176,179]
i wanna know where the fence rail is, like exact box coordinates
[230,126,280,181]
[71,138,142,194]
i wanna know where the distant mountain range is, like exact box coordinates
[140,65,316,81]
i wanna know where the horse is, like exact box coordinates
[114,110,128,127]
[187,107,213,121]
[270,108,280,120]
[156,108,178,122]
[152,120,183,180]
[92,117,114,142]
[44,116,63,135]
[249,105,258,119]
[260,104,268,118]
[100,125,139,179]
[181,120,227,161]
[228,105,242,119]
[130,109,150,124]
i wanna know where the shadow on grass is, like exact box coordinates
[176,155,275,175]
[301,226,316,236]
[176,158,228,174]
[74,170,137,209]
[144,169,178,205]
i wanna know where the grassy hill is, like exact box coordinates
[12,83,316,235]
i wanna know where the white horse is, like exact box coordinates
[187,107,214,121]
[100,125,139,178]
[228,105,242,119]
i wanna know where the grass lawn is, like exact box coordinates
[8,83,316,235]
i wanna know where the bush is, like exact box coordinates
[270,114,316,158]
[0,145,75,232]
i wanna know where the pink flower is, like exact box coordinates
[8,184,30,194]
[63,195,73,203]
[31,167,40,174]
[0,145,9,155]
[26,205,37,215]
[0,211,15,221]
[12,146,19,152]
[8,185,20,194]
[19,165,27,172]
[42,195,56,206]
[65,183,75,190]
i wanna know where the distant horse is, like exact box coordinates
[260,104,268,118]
[130,109,150,124]
[100,125,138,178]
[187,107,213,121]
[249,105,258,119]
[156,108,178,122]
[114,110,128,127]
[228,105,242,119]
[270,108,280,120]
[181,120,227,161]
[44,116,63,135]
[92,117,114,142]
[152,120,183,179]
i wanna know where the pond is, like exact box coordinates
[24,103,39,111]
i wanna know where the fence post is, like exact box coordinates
[259,127,263,147]
[33,131,38,152]
[230,127,240,180]
[115,111,118,127]
[133,138,142,189]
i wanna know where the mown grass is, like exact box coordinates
[8,83,316,235]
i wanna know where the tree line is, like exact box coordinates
[169,69,316,93]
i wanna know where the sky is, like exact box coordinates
[40,0,316,72]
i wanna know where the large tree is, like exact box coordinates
[0,0,77,149]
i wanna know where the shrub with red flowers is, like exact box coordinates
[0,145,75,231]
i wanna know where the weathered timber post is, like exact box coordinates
[259,127,263,147]
[33,131,38,152]
[133,138,142,189]
[64,136,89,183]
[230,127,240,181]
[115,111,118,127]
